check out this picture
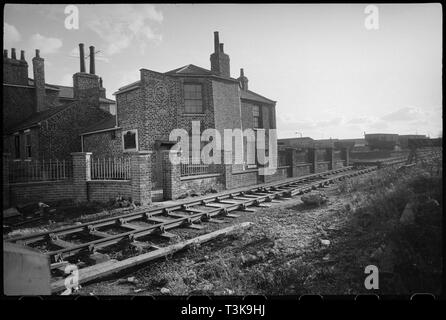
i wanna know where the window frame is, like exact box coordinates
[25,132,32,159]
[183,83,204,114]
[252,105,262,129]
[14,134,21,159]
[122,129,138,152]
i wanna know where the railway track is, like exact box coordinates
[4,164,389,293]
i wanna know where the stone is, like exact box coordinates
[160,287,170,294]
[301,192,328,206]
[400,202,415,225]
[85,252,110,265]
[3,207,21,219]
[320,239,330,246]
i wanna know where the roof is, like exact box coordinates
[165,64,215,76]
[114,80,141,95]
[99,97,115,104]
[81,114,118,135]
[5,102,76,134]
[240,89,276,105]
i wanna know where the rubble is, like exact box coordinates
[400,202,415,225]
[301,192,328,206]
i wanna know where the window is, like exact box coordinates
[253,105,262,129]
[25,134,32,158]
[14,135,20,159]
[122,129,138,152]
[184,84,203,113]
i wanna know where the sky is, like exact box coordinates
[3,4,442,139]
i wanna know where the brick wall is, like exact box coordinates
[3,86,36,131]
[263,166,290,183]
[178,174,223,198]
[87,180,131,202]
[231,169,259,188]
[9,180,74,205]
[38,103,110,160]
[83,129,123,158]
[316,161,330,173]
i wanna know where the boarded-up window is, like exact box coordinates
[123,130,138,151]
[184,84,203,113]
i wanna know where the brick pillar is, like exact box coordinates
[71,152,91,203]
[220,151,233,190]
[3,153,10,209]
[285,148,296,177]
[130,151,152,206]
[309,148,317,173]
[342,147,350,166]
[327,148,334,170]
[162,150,181,200]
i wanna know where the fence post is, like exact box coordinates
[71,152,92,203]
[129,151,152,206]
[162,150,181,200]
[3,153,11,209]
[309,148,317,173]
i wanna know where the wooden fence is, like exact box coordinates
[90,157,131,180]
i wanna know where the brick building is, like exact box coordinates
[82,32,277,188]
[3,44,115,161]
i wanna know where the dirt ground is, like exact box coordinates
[74,165,442,296]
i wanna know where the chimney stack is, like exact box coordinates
[89,46,95,74]
[11,48,16,60]
[214,31,220,53]
[79,43,86,72]
[33,49,46,112]
[20,50,25,61]
[4,49,8,58]
[210,31,230,77]
[237,68,249,91]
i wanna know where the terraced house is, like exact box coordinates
[3,45,116,161]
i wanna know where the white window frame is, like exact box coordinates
[122,129,139,152]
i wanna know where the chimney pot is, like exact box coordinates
[20,50,25,61]
[79,43,85,72]
[11,48,16,59]
[4,49,8,58]
[240,68,244,77]
[35,49,40,58]
[214,31,220,53]
[89,45,95,75]
[219,43,224,53]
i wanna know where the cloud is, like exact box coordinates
[4,23,21,44]
[29,34,63,54]
[84,4,163,56]
[381,106,428,122]
[60,74,73,86]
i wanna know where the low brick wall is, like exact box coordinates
[179,173,223,197]
[293,163,312,176]
[232,169,259,188]
[87,180,132,203]
[9,180,75,205]
[335,160,346,169]
[316,161,330,173]
[263,166,290,183]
